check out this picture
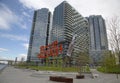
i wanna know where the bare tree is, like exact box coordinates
[102,51,116,69]
[75,52,89,75]
[107,16,120,64]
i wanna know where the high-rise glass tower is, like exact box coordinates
[86,15,108,64]
[51,1,89,61]
[27,8,52,62]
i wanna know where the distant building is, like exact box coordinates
[27,8,52,62]
[51,1,89,65]
[86,15,108,64]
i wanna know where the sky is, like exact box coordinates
[0,0,120,61]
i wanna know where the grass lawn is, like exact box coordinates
[97,66,120,74]
[16,65,90,72]
[17,65,79,72]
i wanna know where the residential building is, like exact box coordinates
[51,1,89,65]
[86,15,108,64]
[27,8,52,62]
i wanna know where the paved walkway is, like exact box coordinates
[0,66,120,83]
[0,66,59,83]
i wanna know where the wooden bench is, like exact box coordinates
[50,76,73,83]
[76,75,85,79]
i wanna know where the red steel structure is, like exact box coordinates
[38,41,63,58]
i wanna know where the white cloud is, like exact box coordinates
[0,48,8,52]
[18,53,27,61]
[22,11,30,18]
[19,0,120,18]
[0,3,30,30]
[0,56,8,63]
[0,54,28,61]
[19,0,63,12]
[0,3,18,30]
[0,33,28,42]
[21,23,27,29]
[0,55,14,62]
[22,43,29,50]
[0,56,7,59]
[19,0,47,9]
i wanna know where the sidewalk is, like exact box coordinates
[0,67,59,83]
[0,67,120,83]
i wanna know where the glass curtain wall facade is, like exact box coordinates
[27,8,52,62]
[86,15,108,64]
[51,1,89,64]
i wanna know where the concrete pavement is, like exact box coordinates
[0,67,59,83]
[0,66,120,83]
